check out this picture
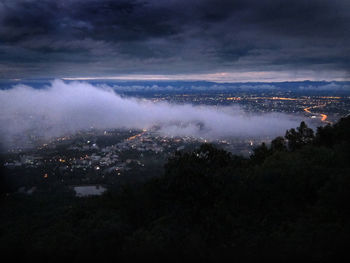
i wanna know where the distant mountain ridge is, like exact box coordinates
[1,79,350,93]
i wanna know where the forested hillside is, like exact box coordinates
[1,116,350,262]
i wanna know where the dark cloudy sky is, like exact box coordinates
[0,0,349,81]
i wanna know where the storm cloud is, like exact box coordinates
[0,0,349,80]
[0,80,301,149]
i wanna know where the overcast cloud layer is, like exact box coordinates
[0,80,301,149]
[0,0,349,80]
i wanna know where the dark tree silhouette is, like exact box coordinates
[285,121,314,150]
[250,142,270,164]
[270,136,287,152]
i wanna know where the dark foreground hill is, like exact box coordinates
[1,116,350,262]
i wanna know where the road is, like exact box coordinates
[126,129,148,141]
[303,104,331,124]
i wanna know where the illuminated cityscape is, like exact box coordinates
[1,0,350,260]
[2,86,350,196]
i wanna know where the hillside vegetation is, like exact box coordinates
[1,116,350,262]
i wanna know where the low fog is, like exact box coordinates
[0,80,302,150]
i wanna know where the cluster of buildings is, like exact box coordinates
[146,93,350,122]
[4,127,273,174]
[4,154,43,168]
[4,130,191,178]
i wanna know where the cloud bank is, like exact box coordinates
[0,80,301,150]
